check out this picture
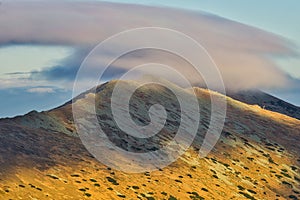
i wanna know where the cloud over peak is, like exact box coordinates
[0,1,297,91]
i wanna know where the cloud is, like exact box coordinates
[27,87,55,94]
[0,1,298,91]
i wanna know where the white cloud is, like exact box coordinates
[27,87,55,94]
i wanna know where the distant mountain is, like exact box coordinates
[227,90,300,120]
[0,80,299,199]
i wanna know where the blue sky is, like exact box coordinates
[0,0,299,118]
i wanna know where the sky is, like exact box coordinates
[0,0,299,118]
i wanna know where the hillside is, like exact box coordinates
[0,80,299,200]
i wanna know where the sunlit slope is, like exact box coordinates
[0,80,299,200]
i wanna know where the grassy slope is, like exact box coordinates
[0,80,299,200]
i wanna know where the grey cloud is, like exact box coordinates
[4,72,32,75]
[30,48,128,81]
[30,49,89,81]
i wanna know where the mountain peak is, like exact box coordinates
[1,80,299,199]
